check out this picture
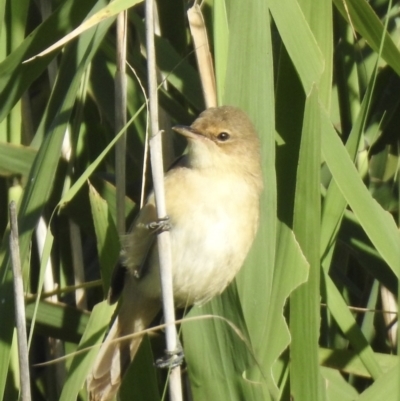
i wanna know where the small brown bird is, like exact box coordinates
[86,106,263,401]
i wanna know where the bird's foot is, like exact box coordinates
[146,216,171,233]
[154,346,184,369]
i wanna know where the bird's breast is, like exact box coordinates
[162,168,260,306]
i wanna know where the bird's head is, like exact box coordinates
[173,106,262,181]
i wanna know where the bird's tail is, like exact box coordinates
[87,291,160,401]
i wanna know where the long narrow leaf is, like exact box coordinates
[321,103,400,277]
[290,86,325,401]
[333,0,400,76]
[0,5,114,396]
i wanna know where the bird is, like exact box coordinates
[86,105,263,401]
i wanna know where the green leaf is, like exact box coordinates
[322,272,383,379]
[320,367,359,400]
[28,0,143,61]
[319,347,397,377]
[224,0,276,345]
[296,0,333,109]
[269,0,324,93]
[262,223,309,398]
[320,81,373,269]
[58,104,145,208]
[59,301,116,401]
[321,101,400,278]
[130,13,204,111]
[0,4,114,396]
[184,0,277,399]
[25,301,90,343]
[333,0,400,76]
[356,364,399,401]
[0,142,36,177]
[185,290,267,400]
[290,86,325,401]
[213,0,229,104]
[0,0,99,123]
[120,337,160,401]
[88,183,120,295]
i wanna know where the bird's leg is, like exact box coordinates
[146,216,171,233]
[154,340,184,369]
[147,214,181,368]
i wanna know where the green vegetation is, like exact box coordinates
[0,0,399,400]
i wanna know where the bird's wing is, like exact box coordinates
[89,277,161,401]
[107,160,187,304]
[108,201,157,304]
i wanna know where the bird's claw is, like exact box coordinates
[146,216,171,233]
[154,347,184,369]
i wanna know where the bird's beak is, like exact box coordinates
[172,125,201,140]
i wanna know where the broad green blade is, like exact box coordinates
[0,0,6,46]
[213,0,229,104]
[262,223,309,398]
[269,0,324,94]
[290,86,325,401]
[184,288,266,401]
[4,0,29,144]
[297,0,333,109]
[320,367,359,400]
[184,0,276,399]
[224,0,276,346]
[356,364,399,401]
[59,301,116,401]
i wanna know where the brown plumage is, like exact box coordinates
[86,106,263,401]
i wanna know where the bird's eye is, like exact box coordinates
[217,132,230,141]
